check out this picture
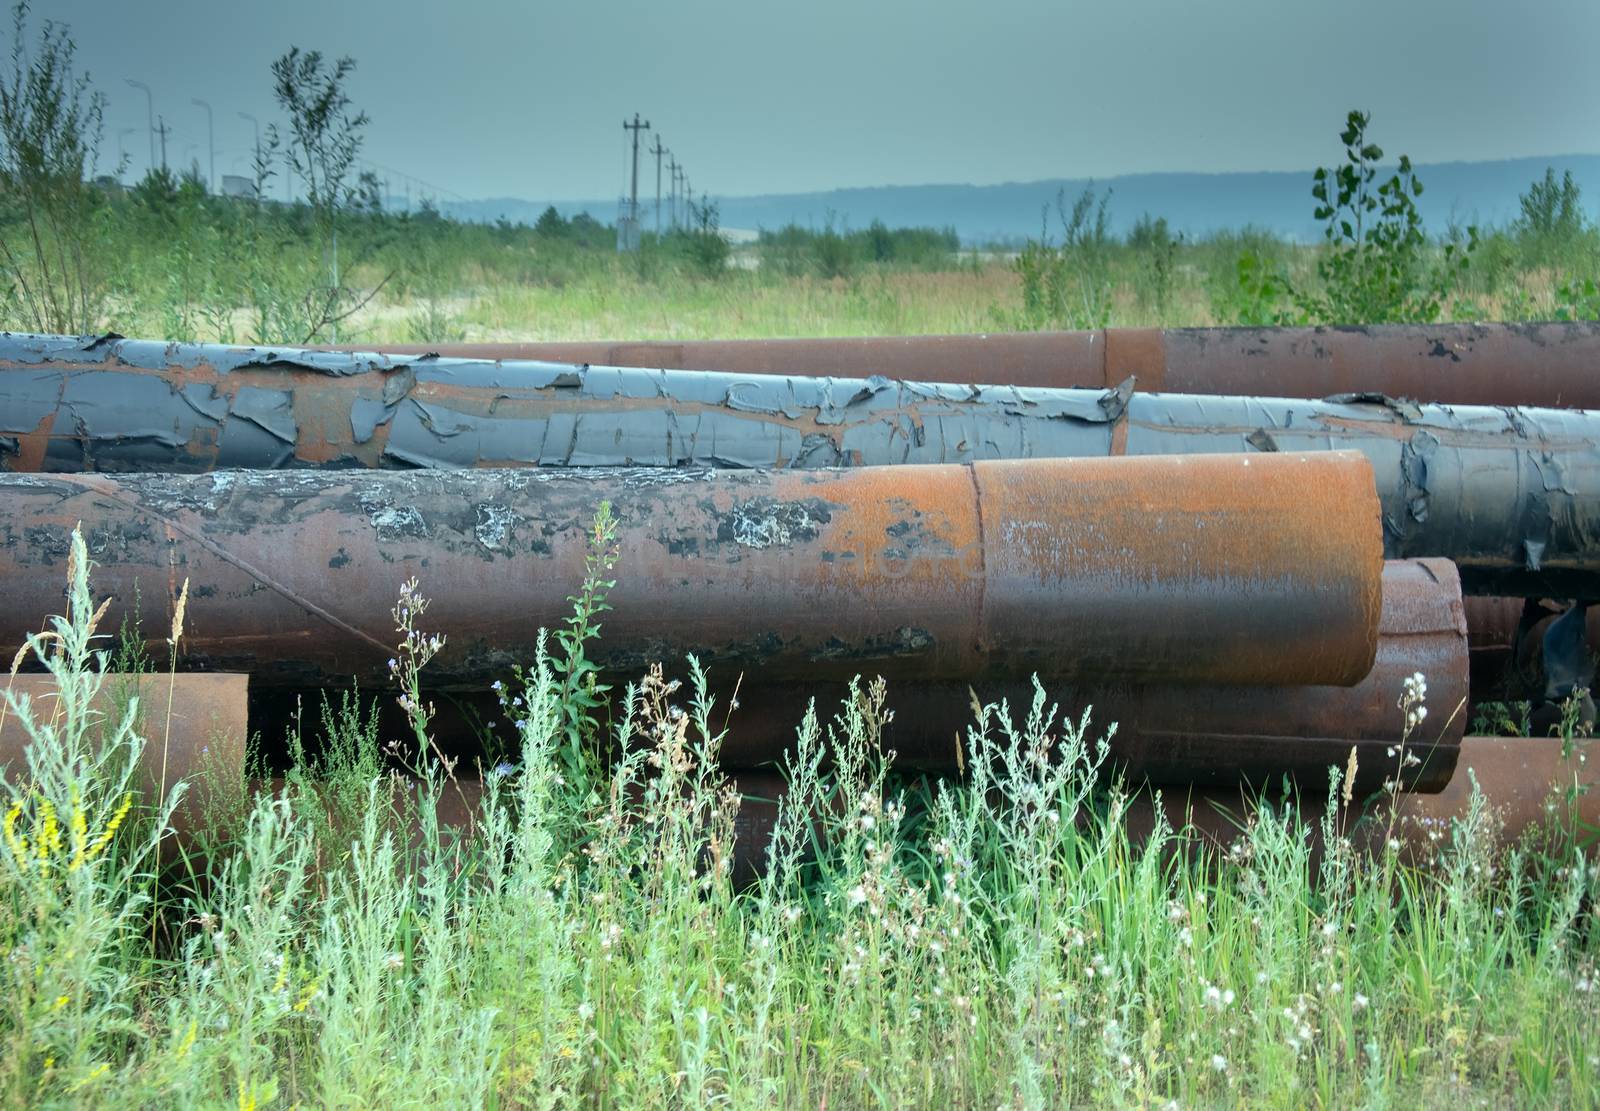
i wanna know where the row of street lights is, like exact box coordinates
[121,78,260,196]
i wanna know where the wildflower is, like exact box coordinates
[1211,1054,1227,1072]
[169,578,190,645]
[87,793,132,861]
[384,952,404,971]
[577,1002,595,1021]
[3,801,27,871]
[174,1020,198,1060]
[1353,993,1369,1011]
[847,885,867,908]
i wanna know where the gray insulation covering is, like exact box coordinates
[3,331,1599,596]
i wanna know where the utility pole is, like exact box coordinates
[621,112,650,252]
[154,116,170,171]
[125,79,154,172]
[670,159,682,229]
[191,99,214,192]
[650,134,666,238]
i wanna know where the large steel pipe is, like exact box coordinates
[1,672,248,838]
[1122,735,1600,862]
[714,559,1466,793]
[3,334,1594,596]
[0,453,1382,689]
[324,322,1600,408]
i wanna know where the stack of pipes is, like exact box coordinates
[2,325,1597,867]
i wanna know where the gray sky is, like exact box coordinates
[43,0,1600,202]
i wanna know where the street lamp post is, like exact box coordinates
[125,79,154,172]
[191,98,214,193]
[238,112,260,197]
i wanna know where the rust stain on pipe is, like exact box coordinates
[1123,735,1600,862]
[1462,596,1600,707]
[324,322,1600,408]
[0,453,1381,689]
[0,672,247,837]
[716,559,1465,794]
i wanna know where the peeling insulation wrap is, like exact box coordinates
[0,453,1382,689]
[327,321,1600,408]
[2,334,1596,596]
[716,559,1467,793]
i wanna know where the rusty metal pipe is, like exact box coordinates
[2,334,1592,596]
[0,453,1381,689]
[0,672,248,837]
[1121,735,1600,862]
[714,559,1467,793]
[1462,595,1600,705]
[320,322,1600,408]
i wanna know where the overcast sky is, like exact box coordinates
[42,0,1600,203]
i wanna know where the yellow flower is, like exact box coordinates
[67,1062,109,1092]
[68,785,88,872]
[36,798,58,878]
[174,1020,198,1060]
[3,801,27,872]
[85,794,132,862]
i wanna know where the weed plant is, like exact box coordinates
[0,527,1597,1107]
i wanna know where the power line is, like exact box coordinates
[650,133,666,237]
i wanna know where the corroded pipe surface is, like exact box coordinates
[2,334,1593,596]
[325,322,1600,408]
[0,672,248,836]
[1462,596,1600,705]
[715,559,1467,793]
[0,453,1381,688]
[1122,735,1600,862]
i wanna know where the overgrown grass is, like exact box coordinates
[8,137,1600,345]
[1,529,1598,1108]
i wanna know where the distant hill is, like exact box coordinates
[438,154,1600,246]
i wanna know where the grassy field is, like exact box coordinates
[2,530,1598,1109]
[12,154,1600,347]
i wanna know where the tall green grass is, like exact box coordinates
[0,529,1597,1107]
